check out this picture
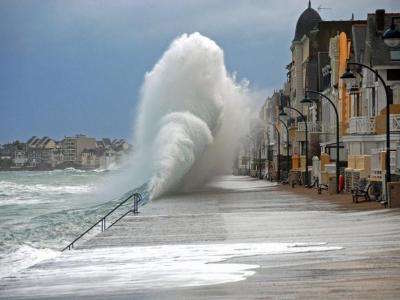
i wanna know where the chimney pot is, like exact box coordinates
[376,9,385,32]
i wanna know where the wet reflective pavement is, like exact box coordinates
[1,176,400,299]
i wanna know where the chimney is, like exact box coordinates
[376,9,385,32]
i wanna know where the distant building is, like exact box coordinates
[13,150,27,167]
[0,134,132,170]
[26,136,56,167]
[62,134,97,163]
[111,139,130,151]
[81,149,100,169]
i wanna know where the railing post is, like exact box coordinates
[133,195,139,215]
[101,218,105,232]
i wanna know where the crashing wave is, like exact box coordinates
[111,33,252,200]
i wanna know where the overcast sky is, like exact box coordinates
[0,0,399,143]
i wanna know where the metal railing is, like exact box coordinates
[349,116,376,134]
[297,121,327,133]
[62,192,142,251]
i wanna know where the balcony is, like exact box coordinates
[349,116,376,135]
[297,122,328,133]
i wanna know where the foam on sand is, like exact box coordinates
[1,242,342,298]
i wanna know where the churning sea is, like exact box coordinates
[0,168,142,279]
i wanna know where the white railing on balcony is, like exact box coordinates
[349,116,375,134]
[297,122,328,133]
[390,114,400,132]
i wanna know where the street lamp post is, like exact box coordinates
[280,106,309,186]
[302,90,340,193]
[278,118,290,181]
[275,126,281,182]
[258,131,263,179]
[246,135,255,176]
[248,144,251,175]
[267,123,281,182]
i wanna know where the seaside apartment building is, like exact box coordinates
[341,10,400,183]
[26,136,57,167]
[61,134,97,163]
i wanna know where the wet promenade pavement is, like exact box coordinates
[2,176,400,299]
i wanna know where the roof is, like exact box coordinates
[27,136,37,145]
[102,138,112,146]
[293,1,322,42]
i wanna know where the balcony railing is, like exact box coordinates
[297,122,328,133]
[349,114,400,135]
[349,116,376,134]
[390,114,400,132]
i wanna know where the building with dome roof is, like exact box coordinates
[287,1,365,159]
[289,1,322,109]
[274,1,365,182]
[293,1,322,42]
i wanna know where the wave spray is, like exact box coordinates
[114,33,253,200]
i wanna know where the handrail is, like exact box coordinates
[62,192,142,251]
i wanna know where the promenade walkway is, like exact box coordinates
[1,176,400,299]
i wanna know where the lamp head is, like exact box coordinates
[279,109,287,117]
[340,67,356,86]
[300,94,314,105]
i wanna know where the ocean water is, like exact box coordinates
[0,169,144,279]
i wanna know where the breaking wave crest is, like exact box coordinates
[114,32,252,200]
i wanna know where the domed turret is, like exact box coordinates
[293,1,322,42]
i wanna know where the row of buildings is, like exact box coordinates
[0,134,132,170]
[237,3,400,198]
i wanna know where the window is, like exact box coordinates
[355,93,361,116]
[390,51,400,62]
[371,88,376,117]
[387,69,400,81]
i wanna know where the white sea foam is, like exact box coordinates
[108,32,254,200]
[0,245,60,279]
[0,242,342,297]
[0,180,93,205]
[204,175,278,191]
[0,181,92,194]
[63,167,86,173]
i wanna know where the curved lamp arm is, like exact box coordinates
[305,90,339,121]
